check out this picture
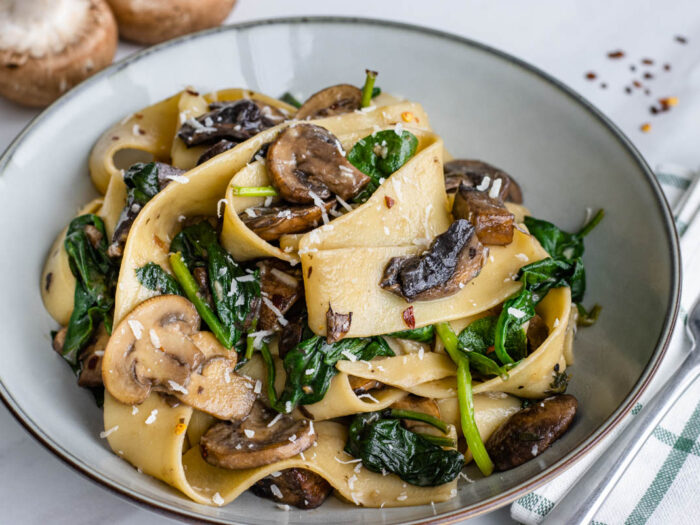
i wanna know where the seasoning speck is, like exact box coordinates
[675,35,688,44]
[663,63,671,71]
[643,72,654,80]
[585,71,597,80]
[607,50,625,59]
[641,58,654,65]
[640,123,652,133]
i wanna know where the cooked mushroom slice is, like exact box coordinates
[0,0,118,107]
[241,200,336,241]
[109,162,185,257]
[251,468,332,509]
[200,401,316,469]
[391,395,440,431]
[526,314,549,352]
[78,324,110,387]
[349,376,384,395]
[178,100,285,147]
[278,304,307,358]
[380,219,486,301]
[102,295,255,420]
[106,0,236,45]
[197,139,235,165]
[266,124,370,204]
[444,159,523,203]
[326,305,352,343]
[486,394,578,471]
[258,260,302,331]
[452,184,515,245]
[295,84,363,120]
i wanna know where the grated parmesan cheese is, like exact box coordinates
[167,380,188,395]
[212,492,224,506]
[262,296,289,326]
[127,319,144,340]
[145,409,158,425]
[507,307,527,319]
[149,328,161,349]
[244,429,255,438]
[99,425,119,438]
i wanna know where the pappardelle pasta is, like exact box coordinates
[41,72,603,510]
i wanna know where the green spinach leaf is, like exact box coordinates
[169,221,260,348]
[270,334,394,412]
[136,263,183,296]
[348,130,418,202]
[62,214,118,365]
[345,412,464,486]
[389,325,435,342]
[123,162,161,206]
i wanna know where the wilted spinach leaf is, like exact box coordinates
[349,130,418,202]
[170,221,260,348]
[124,162,161,206]
[136,262,183,296]
[389,325,435,342]
[62,214,118,366]
[270,334,394,412]
[457,316,525,376]
[493,210,603,363]
[345,412,464,486]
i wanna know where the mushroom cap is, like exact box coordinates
[0,0,117,107]
[106,0,237,45]
[102,294,202,405]
[200,401,316,470]
[295,84,363,120]
[444,159,523,203]
[266,123,370,203]
[241,200,336,241]
[380,219,486,301]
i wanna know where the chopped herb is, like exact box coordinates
[279,92,302,108]
[577,303,602,327]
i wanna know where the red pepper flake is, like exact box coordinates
[384,196,395,208]
[643,72,654,80]
[111,135,119,140]
[661,96,679,107]
[607,50,625,59]
[663,63,672,71]
[640,123,652,133]
[641,58,654,65]
[585,71,597,80]
[486,345,495,355]
[402,306,416,329]
[135,113,144,119]
[186,88,200,96]
[675,35,688,44]
[633,80,642,88]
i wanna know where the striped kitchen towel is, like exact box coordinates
[511,164,700,525]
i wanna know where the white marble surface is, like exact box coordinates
[1,1,698,523]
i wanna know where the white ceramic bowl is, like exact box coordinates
[0,17,680,524]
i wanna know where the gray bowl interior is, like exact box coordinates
[0,18,678,525]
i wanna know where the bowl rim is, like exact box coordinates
[0,15,681,525]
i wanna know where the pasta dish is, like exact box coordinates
[41,71,603,510]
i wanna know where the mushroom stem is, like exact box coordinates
[232,185,279,197]
[360,70,378,108]
[169,252,232,348]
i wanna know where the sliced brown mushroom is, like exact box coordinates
[526,314,549,352]
[0,0,118,107]
[102,295,255,420]
[106,0,237,45]
[241,200,336,241]
[251,468,332,509]
[258,260,302,331]
[349,376,384,395]
[295,84,363,120]
[452,184,515,245]
[380,219,486,302]
[266,124,370,204]
[52,324,107,388]
[444,159,523,203]
[486,394,578,471]
[326,305,352,344]
[178,100,285,147]
[200,401,316,469]
[197,139,235,165]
